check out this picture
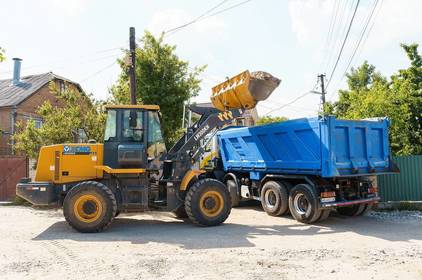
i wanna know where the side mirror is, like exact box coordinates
[129,110,138,128]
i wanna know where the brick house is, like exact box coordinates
[0,58,83,155]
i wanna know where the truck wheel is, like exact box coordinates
[361,203,373,215]
[173,205,188,218]
[185,178,231,226]
[226,180,240,207]
[317,209,331,222]
[337,203,366,217]
[288,184,321,224]
[63,181,117,233]
[260,181,288,216]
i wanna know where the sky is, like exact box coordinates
[0,0,421,119]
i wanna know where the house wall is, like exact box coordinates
[0,80,82,155]
[0,108,12,154]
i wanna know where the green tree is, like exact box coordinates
[14,83,106,159]
[328,43,422,156]
[256,115,288,125]
[110,31,205,147]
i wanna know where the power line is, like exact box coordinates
[324,0,350,73]
[164,0,253,37]
[321,0,340,71]
[80,61,117,82]
[326,0,361,89]
[263,91,313,116]
[0,48,123,75]
[354,0,383,64]
[341,0,379,81]
[201,0,252,20]
[328,0,383,100]
[164,0,229,36]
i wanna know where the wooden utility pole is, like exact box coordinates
[317,74,326,106]
[129,27,137,105]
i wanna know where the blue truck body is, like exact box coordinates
[217,116,395,180]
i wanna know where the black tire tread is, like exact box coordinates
[227,179,240,207]
[288,184,321,224]
[261,181,289,216]
[63,181,117,233]
[185,178,231,227]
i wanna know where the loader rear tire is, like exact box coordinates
[63,181,117,233]
[261,181,289,216]
[185,178,231,226]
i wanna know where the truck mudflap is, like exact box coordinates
[320,196,380,208]
[16,182,59,206]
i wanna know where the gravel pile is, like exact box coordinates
[368,210,422,222]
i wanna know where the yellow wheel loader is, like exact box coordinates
[16,70,280,232]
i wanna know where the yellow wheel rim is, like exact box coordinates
[73,194,103,223]
[199,190,224,218]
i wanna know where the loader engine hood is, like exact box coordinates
[210,70,281,111]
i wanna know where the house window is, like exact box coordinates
[59,80,67,93]
[34,119,43,129]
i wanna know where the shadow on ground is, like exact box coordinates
[33,205,422,249]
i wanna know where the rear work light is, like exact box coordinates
[368,186,378,194]
[320,191,336,203]
[321,191,336,198]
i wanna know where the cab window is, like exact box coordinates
[122,110,144,142]
[104,110,117,141]
[147,111,166,158]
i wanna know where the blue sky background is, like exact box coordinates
[0,0,421,118]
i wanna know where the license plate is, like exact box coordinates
[321,197,336,203]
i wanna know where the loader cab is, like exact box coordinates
[103,105,166,169]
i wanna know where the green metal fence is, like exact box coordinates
[377,155,422,202]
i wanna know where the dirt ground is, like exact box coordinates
[0,205,421,280]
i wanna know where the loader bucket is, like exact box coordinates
[211,70,281,111]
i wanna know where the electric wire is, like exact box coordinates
[329,0,382,100]
[354,0,383,65]
[321,0,340,71]
[164,0,229,36]
[324,0,350,73]
[80,61,117,82]
[341,0,379,80]
[325,0,361,89]
[164,0,253,37]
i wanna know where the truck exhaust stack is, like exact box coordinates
[211,70,281,111]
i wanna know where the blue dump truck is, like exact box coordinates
[213,115,398,223]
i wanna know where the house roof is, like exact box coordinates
[0,72,82,108]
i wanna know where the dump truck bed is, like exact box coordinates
[217,116,395,178]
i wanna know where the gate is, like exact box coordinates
[377,155,422,202]
[0,156,29,201]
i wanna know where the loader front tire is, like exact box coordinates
[63,181,117,233]
[185,178,231,226]
[173,205,188,219]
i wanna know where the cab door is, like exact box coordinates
[103,109,147,169]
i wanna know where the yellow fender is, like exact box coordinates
[180,170,206,191]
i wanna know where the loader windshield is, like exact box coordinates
[122,110,144,142]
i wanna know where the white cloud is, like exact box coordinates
[288,0,331,45]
